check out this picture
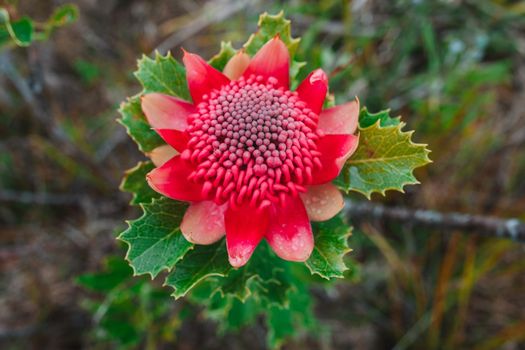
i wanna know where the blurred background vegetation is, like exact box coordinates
[1,0,525,349]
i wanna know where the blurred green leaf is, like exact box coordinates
[266,283,317,349]
[77,257,132,292]
[73,60,100,84]
[119,197,192,278]
[8,15,34,46]
[47,4,79,28]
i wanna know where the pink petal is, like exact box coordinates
[224,204,269,267]
[312,134,359,185]
[296,69,328,115]
[318,98,359,135]
[266,195,314,262]
[141,93,194,130]
[223,50,251,80]
[243,37,289,89]
[182,50,230,104]
[300,183,344,222]
[155,128,190,152]
[148,145,179,167]
[146,155,203,202]
[181,201,226,245]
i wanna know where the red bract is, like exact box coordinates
[141,37,359,267]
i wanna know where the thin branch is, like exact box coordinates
[344,200,525,243]
[0,190,83,205]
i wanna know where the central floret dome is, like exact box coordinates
[183,75,321,208]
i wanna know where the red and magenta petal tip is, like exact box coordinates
[224,204,269,267]
[147,155,203,202]
[318,98,359,135]
[266,195,314,262]
[182,50,230,104]
[296,69,328,115]
[243,36,290,89]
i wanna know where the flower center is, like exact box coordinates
[182,75,322,209]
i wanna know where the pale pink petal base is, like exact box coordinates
[318,98,359,135]
[181,201,226,244]
[300,183,344,222]
[141,93,194,130]
[311,134,360,185]
[223,51,251,80]
[266,195,314,262]
[148,145,178,167]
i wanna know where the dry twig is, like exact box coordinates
[344,199,525,243]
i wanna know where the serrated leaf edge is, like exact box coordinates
[116,93,158,154]
[345,120,432,199]
[243,10,300,56]
[134,51,187,98]
[119,161,155,205]
[164,241,232,299]
[117,200,194,280]
[305,226,353,280]
[359,106,402,125]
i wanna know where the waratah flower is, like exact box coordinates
[141,37,359,267]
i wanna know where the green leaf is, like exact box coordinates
[290,60,306,88]
[120,161,160,205]
[73,59,100,84]
[135,52,190,100]
[76,257,133,292]
[208,41,236,71]
[253,267,291,308]
[47,4,78,28]
[100,315,141,346]
[187,263,316,349]
[305,215,352,279]
[225,297,260,331]
[165,240,232,298]
[0,8,35,46]
[244,11,300,58]
[217,242,291,306]
[119,197,192,278]
[266,284,317,349]
[359,107,401,128]
[267,305,295,349]
[335,121,432,198]
[118,95,164,153]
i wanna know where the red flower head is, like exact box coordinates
[141,37,359,267]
